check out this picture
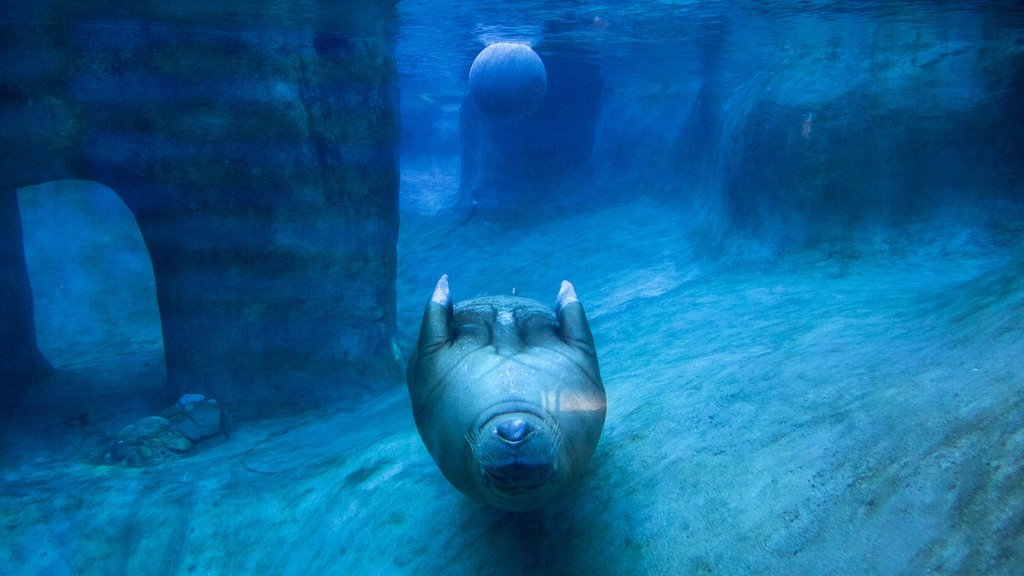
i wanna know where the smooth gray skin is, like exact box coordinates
[407,275,607,511]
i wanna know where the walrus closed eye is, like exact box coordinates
[406,275,607,511]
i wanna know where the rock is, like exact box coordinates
[173,400,222,441]
[160,396,224,441]
[107,416,193,467]
[177,393,206,406]
[104,397,224,467]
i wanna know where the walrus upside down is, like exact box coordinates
[407,275,607,511]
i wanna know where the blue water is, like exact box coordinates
[3,1,1023,574]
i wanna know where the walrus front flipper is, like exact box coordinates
[419,274,454,352]
[555,280,596,353]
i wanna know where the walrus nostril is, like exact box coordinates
[496,418,529,442]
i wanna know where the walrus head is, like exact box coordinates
[407,275,606,511]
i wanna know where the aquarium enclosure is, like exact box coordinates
[2,1,1022,574]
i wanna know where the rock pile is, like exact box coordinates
[105,393,224,467]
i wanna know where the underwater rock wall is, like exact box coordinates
[719,12,1024,246]
[0,1,401,416]
[591,9,1024,247]
[457,8,1022,244]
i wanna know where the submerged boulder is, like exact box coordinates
[107,416,192,467]
[105,393,225,467]
[163,394,223,441]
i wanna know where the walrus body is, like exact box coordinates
[407,275,606,511]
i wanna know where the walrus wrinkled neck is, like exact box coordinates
[468,413,561,465]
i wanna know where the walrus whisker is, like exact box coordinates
[466,420,564,467]
[548,422,563,453]
[466,429,513,466]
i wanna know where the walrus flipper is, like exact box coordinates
[555,280,596,353]
[419,274,453,352]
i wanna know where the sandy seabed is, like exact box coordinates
[2,193,1023,575]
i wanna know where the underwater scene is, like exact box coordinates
[2,0,1023,574]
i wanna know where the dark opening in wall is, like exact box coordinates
[16,180,166,414]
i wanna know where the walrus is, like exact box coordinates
[407,275,606,511]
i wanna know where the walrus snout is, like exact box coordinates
[469,413,562,492]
